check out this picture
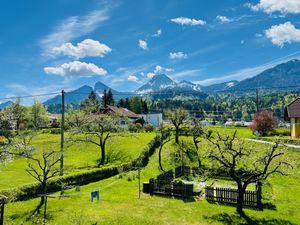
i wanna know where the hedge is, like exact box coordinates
[1,134,161,202]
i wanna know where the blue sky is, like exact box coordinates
[1,0,300,103]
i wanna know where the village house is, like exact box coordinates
[101,105,140,127]
[285,98,300,138]
[139,113,163,127]
[102,105,163,128]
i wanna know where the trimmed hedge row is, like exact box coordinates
[1,134,161,202]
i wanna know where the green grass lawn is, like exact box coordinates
[0,132,155,190]
[3,127,300,224]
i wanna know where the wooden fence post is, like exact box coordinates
[149,178,154,196]
[256,181,263,209]
[0,202,4,225]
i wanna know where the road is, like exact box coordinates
[244,138,300,150]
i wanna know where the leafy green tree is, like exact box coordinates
[5,98,27,130]
[165,108,190,144]
[130,96,142,114]
[70,114,120,167]
[0,109,16,143]
[27,100,49,129]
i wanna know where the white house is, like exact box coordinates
[139,113,163,127]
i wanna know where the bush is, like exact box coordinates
[250,110,277,136]
[49,128,61,134]
[128,123,143,133]
[144,124,154,132]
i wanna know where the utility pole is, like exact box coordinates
[256,88,259,113]
[60,90,65,176]
[138,169,141,199]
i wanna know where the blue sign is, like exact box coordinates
[91,190,100,202]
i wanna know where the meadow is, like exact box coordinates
[2,127,300,224]
[0,132,155,190]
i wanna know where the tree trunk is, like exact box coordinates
[175,127,179,144]
[194,144,201,168]
[197,157,202,169]
[32,182,46,215]
[236,183,245,215]
[99,144,105,167]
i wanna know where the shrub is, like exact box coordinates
[135,123,143,132]
[144,124,154,132]
[49,128,61,134]
[250,110,277,136]
[128,123,143,132]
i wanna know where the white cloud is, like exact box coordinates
[169,52,188,60]
[146,72,155,78]
[153,29,162,37]
[52,39,112,59]
[128,75,138,82]
[171,17,206,26]
[138,39,148,50]
[247,0,300,14]
[265,22,300,47]
[41,8,110,53]
[216,15,232,24]
[165,68,174,72]
[154,65,162,73]
[44,61,107,80]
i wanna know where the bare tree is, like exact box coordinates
[25,151,60,215]
[205,130,292,215]
[70,113,121,167]
[165,108,189,144]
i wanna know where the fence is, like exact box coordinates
[147,179,193,199]
[143,169,194,199]
[175,166,191,178]
[205,186,262,208]
[0,197,6,225]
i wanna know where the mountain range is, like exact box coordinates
[35,59,300,106]
[1,59,300,109]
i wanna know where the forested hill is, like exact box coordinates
[232,59,300,90]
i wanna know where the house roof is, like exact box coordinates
[286,98,300,118]
[104,105,139,119]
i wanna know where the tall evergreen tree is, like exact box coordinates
[102,89,108,107]
[107,89,115,106]
[124,98,130,109]
[102,89,114,107]
[118,99,125,107]
[141,100,149,114]
[80,91,100,113]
